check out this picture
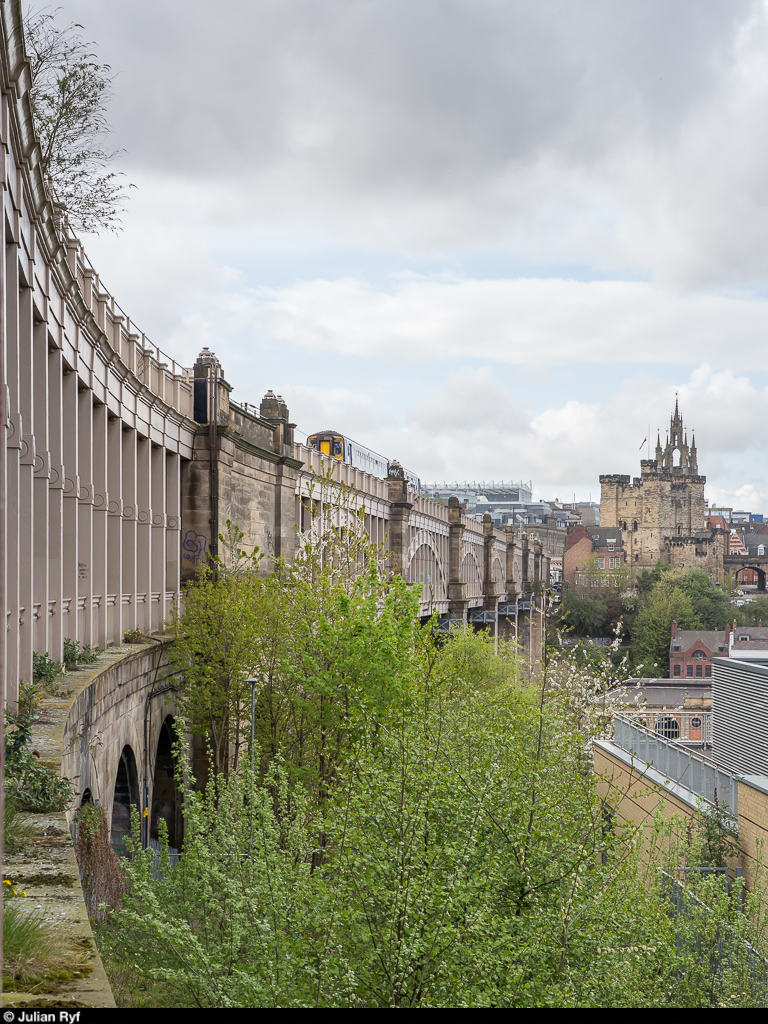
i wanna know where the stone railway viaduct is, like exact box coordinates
[0,1,546,858]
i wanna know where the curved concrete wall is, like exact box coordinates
[0,0,197,701]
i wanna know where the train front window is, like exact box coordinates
[333,440,343,456]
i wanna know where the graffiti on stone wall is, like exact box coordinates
[182,530,207,563]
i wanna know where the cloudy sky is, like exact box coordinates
[51,1,768,506]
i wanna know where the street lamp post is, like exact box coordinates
[247,677,258,773]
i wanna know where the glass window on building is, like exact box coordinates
[673,664,681,676]
[687,665,693,677]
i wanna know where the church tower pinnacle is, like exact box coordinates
[660,396,696,474]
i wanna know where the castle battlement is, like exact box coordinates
[598,474,631,485]
[598,400,721,583]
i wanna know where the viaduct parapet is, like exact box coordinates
[0,0,549,930]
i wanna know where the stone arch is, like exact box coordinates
[492,556,504,586]
[460,551,482,594]
[111,744,140,857]
[407,541,446,603]
[151,715,182,850]
[735,565,767,592]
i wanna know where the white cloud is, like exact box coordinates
[191,273,768,370]
[48,1,768,516]
[64,0,768,285]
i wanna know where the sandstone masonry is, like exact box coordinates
[599,400,726,581]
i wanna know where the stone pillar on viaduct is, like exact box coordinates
[447,494,468,620]
[182,349,303,578]
[386,461,413,577]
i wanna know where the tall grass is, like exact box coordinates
[4,799,35,854]
[3,905,89,990]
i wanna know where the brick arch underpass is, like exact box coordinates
[725,557,768,592]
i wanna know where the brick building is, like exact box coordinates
[563,525,626,587]
[669,620,729,680]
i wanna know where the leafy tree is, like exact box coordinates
[248,472,429,846]
[24,6,131,233]
[111,631,670,1007]
[636,560,668,594]
[735,594,768,626]
[631,587,700,676]
[561,587,610,637]
[112,627,768,1007]
[665,567,730,630]
[167,523,264,778]
[626,565,730,674]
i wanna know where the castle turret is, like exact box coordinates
[600,396,714,581]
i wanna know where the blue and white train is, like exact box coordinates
[306,429,420,491]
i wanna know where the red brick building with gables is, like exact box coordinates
[669,620,729,680]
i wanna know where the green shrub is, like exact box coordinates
[5,747,74,812]
[32,651,64,688]
[5,681,74,813]
[63,637,99,665]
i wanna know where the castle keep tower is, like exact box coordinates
[599,400,724,580]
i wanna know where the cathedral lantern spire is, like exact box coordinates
[655,430,663,463]
[660,397,697,472]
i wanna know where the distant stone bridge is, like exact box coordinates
[0,0,545,878]
[295,443,547,626]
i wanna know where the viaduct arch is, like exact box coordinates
[0,0,551,859]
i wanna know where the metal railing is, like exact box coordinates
[613,715,739,815]
[618,710,712,744]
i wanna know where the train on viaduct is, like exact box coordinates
[0,0,547,862]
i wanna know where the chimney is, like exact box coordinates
[725,623,730,644]
[671,619,677,639]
